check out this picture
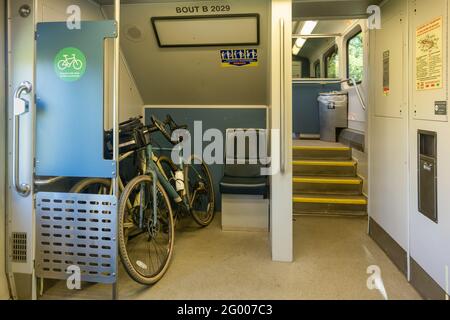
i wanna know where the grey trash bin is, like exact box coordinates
[317,91,348,142]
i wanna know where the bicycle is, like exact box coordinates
[150,115,216,227]
[118,115,215,284]
[70,117,175,285]
[71,115,214,285]
[57,54,83,71]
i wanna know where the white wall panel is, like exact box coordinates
[270,0,293,262]
[369,0,409,250]
[373,12,405,118]
[408,0,450,294]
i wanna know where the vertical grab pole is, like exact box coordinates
[112,0,121,301]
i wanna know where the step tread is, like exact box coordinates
[293,160,357,167]
[293,176,362,185]
[293,145,350,151]
[293,194,367,205]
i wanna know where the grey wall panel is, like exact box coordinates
[369,218,407,276]
[292,83,341,135]
[104,0,270,105]
[145,107,267,210]
[410,259,446,300]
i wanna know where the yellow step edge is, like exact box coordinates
[293,160,356,167]
[293,146,350,151]
[293,177,362,185]
[293,197,368,205]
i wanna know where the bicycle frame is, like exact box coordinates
[145,145,184,205]
[150,143,207,210]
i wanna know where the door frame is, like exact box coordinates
[270,0,293,262]
[1,0,10,300]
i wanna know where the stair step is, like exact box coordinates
[293,145,352,161]
[293,194,368,216]
[293,160,357,177]
[293,176,362,195]
[293,194,367,205]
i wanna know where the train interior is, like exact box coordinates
[0,0,449,300]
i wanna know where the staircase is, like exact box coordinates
[292,144,367,216]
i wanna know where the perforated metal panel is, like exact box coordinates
[35,192,117,284]
[11,232,27,263]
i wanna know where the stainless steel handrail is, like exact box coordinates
[292,78,367,111]
[34,176,66,186]
[344,78,367,111]
[13,81,32,197]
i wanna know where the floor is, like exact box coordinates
[41,215,421,300]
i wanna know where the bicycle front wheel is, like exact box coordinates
[69,178,111,194]
[118,174,174,285]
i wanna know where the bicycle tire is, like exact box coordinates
[69,178,111,194]
[118,174,174,285]
[185,156,215,227]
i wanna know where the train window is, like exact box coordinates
[313,60,321,78]
[324,45,339,78]
[347,31,364,84]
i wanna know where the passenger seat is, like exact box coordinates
[220,129,269,232]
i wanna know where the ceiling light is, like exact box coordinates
[292,20,317,55]
[300,20,318,35]
[295,37,306,47]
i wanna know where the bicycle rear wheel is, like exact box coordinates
[185,157,215,227]
[118,174,174,285]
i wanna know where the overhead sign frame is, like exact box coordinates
[151,14,260,48]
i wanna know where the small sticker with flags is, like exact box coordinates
[220,49,258,67]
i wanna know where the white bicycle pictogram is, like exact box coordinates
[57,54,83,71]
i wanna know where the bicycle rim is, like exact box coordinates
[185,158,215,227]
[118,175,174,285]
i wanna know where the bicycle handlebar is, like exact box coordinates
[150,115,188,145]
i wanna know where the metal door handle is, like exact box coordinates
[13,81,32,197]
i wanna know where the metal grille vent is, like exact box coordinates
[12,232,27,263]
[35,192,117,284]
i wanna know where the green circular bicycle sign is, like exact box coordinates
[54,47,87,82]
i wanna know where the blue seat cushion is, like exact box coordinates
[220,176,269,196]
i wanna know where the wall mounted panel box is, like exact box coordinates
[418,130,438,223]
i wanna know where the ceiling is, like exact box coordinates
[101,0,270,105]
[293,0,383,20]
[293,19,356,58]
[95,0,383,19]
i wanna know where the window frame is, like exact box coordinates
[313,60,321,78]
[346,29,364,85]
[324,44,339,78]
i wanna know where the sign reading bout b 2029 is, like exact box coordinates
[221,49,258,67]
[54,47,87,82]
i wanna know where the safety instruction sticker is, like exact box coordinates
[220,49,258,67]
[54,47,87,82]
[416,17,443,91]
[383,51,390,95]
